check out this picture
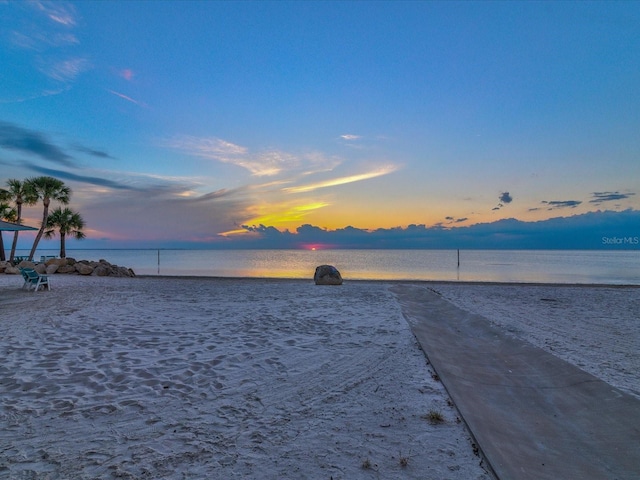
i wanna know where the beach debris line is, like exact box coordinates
[0,258,135,277]
[314,264,343,285]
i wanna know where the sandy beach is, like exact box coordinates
[0,275,638,479]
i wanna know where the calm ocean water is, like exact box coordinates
[18,249,640,285]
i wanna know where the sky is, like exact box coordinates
[1,0,639,250]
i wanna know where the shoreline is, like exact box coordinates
[140,274,640,288]
[8,248,638,285]
[4,267,640,287]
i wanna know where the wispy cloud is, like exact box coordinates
[0,122,115,166]
[444,216,468,224]
[107,89,146,107]
[340,134,361,141]
[42,57,90,82]
[5,1,87,92]
[1,2,86,104]
[72,144,114,159]
[24,164,136,190]
[33,1,78,26]
[164,135,304,176]
[282,164,398,193]
[186,186,249,203]
[10,30,79,49]
[0,87,70,104]
[0,121,74,166]
[590,191,636,204]
[164,135,246,156]
[23,164,213,208]
[541,200,582,210]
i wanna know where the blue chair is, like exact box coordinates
[19,268,51,292]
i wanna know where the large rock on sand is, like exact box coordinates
[314,265,343,285]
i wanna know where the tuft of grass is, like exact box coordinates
[361,458,372,470]
[399,454,409,468]
[422,409,445,424]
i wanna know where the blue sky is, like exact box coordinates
[1,0,638,250]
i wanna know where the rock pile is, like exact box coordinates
[0,258,135,277]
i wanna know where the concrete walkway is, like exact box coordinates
[391,284,640,480]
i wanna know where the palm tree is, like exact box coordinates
[4,179,38,262]
[44,207,86,258]
[0,198,17,262]
[26,176,71,261]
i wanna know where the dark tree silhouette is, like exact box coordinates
[44,207,86,258]
[4,179,38,262]
[26,176,71,261]
[0,196,17,262]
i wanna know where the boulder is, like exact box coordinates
[18,260,36,269]
[314,265,343,285]
[4,266,19,275]
[46,264,59,275]
[34,264,46,274]
[0,261,8,273]
[92,265,110,276]
[76,263,94,275]
[114,266,135,277]
[57,265,77,274]
[46,258,68,267]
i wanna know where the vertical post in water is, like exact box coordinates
[157,249,160,275]
[457,249,460,268]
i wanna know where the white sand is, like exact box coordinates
[0,276,492,480]
[2,276,637,479]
